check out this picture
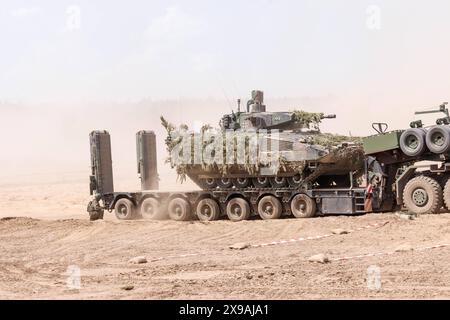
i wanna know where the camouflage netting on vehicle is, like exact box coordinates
[309,133,363,148]
[161,116,364,183]
[291,110,324,129]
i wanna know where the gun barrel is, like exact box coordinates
[415,109,442,115]
[322,114,336,119]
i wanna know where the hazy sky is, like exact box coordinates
[1,0,450,103]
[2,1,450,186]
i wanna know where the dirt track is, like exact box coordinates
[0,183,449,299]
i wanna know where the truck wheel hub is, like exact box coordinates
[431,133,444,146]
[144,205,153,214]
[264,204,273,214]
[406,136,418,149]
[119,205,127,214]
[412,188,428,206]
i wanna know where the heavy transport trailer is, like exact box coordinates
[87,130,368,221]
[90,186,368,222]
[87,119,450,222]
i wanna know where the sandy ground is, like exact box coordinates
[0,180,449,299]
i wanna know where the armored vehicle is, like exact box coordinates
[162,90,365,191]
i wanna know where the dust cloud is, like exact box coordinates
[0,93,447,190]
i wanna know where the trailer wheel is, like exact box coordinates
[400,128,426,157]
[443,177,450,211]
[226,198,251,222]
[114,198,136,220]
[252,177,270,188]
[270,177,287,188]
[426,126,450,154]
[233,178,250,189]
[140,198,162,220]
[257,195,282,220]
[290,194,317,218]
[196,198,221,221]
[403,176,443,214]
[168,198,192,221]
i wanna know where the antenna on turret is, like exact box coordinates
[237,99,241,113]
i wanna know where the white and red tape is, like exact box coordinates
[330,243,450,262]
[250,221,390,248]
[149,220,393,262]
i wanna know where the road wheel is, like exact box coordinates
[226,198,251,222]
[257,195,283,220]
[196,198,221,221]
[115,198,136,220]
[217,178,233,189]
[290,194,317,218]
[443,177,450,211]
[287,174,303,188]
[233,178,250,189]
[252,177,270,188]
[426,126,450,154]
[403,176,442,214]
[140,198,163,220]
[168,197,192,221]
[400,128,427,157]
[270,177,287,188]
[201,178,217,189]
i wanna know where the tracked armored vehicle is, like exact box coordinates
[162,90,365,191]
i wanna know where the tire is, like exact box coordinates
[399,128,427,157]
[232,178,250,189]
[252,177,270,188]
[290,194,317,218]
[168,197,192,221]
[196,198,221,221]
[140,198,163,220]
[114,198,136,220]
[270,177,287,188]
[226,198,251,222]
[287,174,303,188]
[426,126,450,154]
[444,177,450,211]
[403,176,442,214]
[216,178,233,189]
[257,195,283,220]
